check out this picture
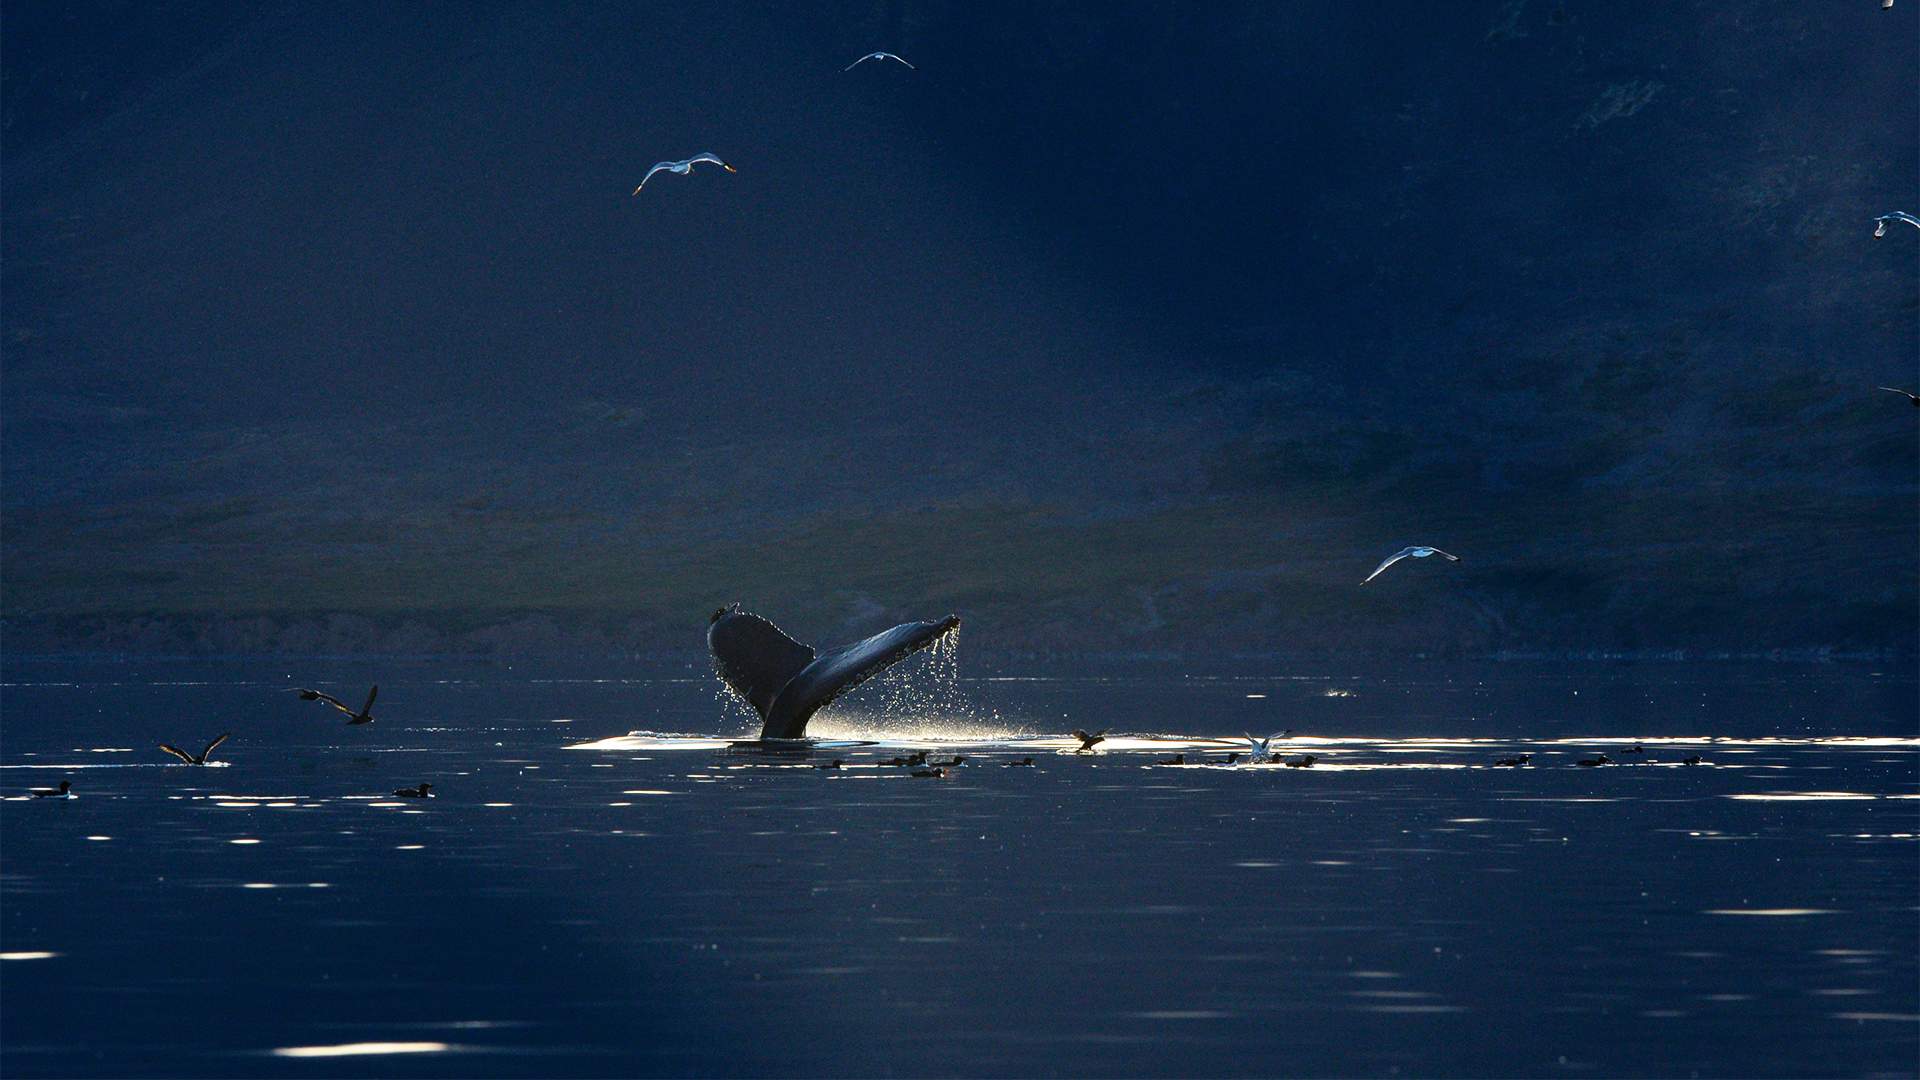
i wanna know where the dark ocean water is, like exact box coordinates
[1,659,1915,1077]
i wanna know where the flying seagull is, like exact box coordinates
[844,51,915,71]
[1361,546,1461,584]
[632,153,736,195]
[1070,729,1107,753]
[1873,211,1920,236]
[1876,387,1920,407]
[1242,732,1291,762]
[158,733,231,766]
[295,685,378,725]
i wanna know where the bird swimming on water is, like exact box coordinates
[928,756,967,768]
[393,783,433,798]
[29,780,73,799]
[158,733,231,766]
[1873,211,1920,236]
[1492,754,1531,767]
[1156,753,1186,766]
[843,51,915,71]
[1877,387,1920,407]
[1071,729,1107,753]
[295,685,378,724]
[1362,546,1461,584]
[910,767,948,779]
[1003,757,1034,767]
[632,153,736,195]
[1577,754,1612,767]
[1285,754,1317,768]
[818,759,845,770]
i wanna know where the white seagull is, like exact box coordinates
[844,51,915,72]
[1362,546,1461,585]
[1872,211,1920,237]
[632,153,737,196]
[1242,732,1291,762]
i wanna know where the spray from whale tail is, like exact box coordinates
[708,604,962,739]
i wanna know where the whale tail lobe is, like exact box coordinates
[708,606,816,717]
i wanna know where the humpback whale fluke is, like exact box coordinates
[707,604,961,739]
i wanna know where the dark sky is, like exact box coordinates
[3,1,1916,656]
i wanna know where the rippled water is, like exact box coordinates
[2,660,1915,1077]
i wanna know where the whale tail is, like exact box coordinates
[708,605,961,739]
[708,605,816,717]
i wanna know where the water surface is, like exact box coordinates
[2,661,1914,1077]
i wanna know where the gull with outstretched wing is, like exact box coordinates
[633,153,736,195]
[1361,546,1461,584]
[844,51,915,71]
[1872,211,1920,237]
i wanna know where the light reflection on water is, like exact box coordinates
[0,662,1913,1077]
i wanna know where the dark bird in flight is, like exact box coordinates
[910,767,948,779]
[633,153,736,195]
[1493,754,1531,767]
[158,733,231,766]
[1004,757,1035,767]
[844,51,915,71]
[392,783,433,798]
[29,780,73,798]
[1576,754,1612,767]
[1157,754,1186,766]
[1877,387,1919,407]
[1071,729,1107,753]
[1362,546,1461,584]
[1285,754,1317,768]
[295,686,378,724]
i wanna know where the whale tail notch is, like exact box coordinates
[708,604,815,717]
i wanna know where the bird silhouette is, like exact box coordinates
[295,685,377,724]
[1071,729,1107,753]
[158,732,231,766]
[1877,387,1920,407]
[392,783,433,798]
[29,780,72,798]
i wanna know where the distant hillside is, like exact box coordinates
[3,1,1915,658]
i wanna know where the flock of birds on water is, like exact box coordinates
[17,20,1916,799]
[23,698,1702,795]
